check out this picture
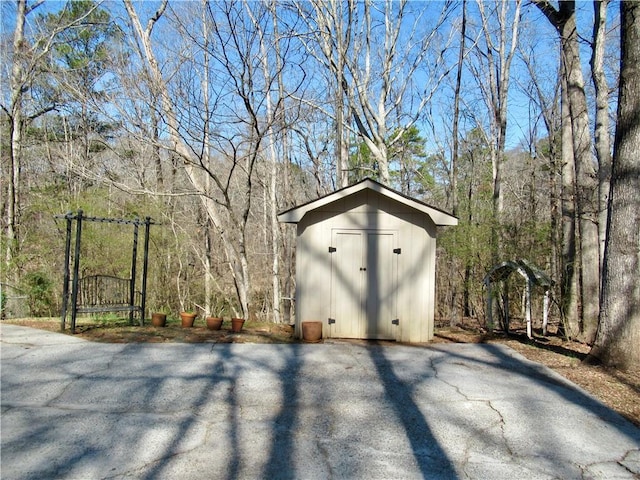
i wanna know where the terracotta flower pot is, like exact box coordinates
[180,312,197,328]
[151,313,167,327]
[231,318,245,333]
[206,317,223,330]
[302,321,323,343]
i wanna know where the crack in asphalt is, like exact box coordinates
[619,448,640,475]
[487,399,514,456]
[46,349,121,409]
[4,332,640,480]
[430,354,520,477]
[581,448,640,478]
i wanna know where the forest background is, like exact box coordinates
[2,0,638,367]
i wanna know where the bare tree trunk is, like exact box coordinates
[591,1,640,369]
[564,12,600,344]
[304,0,452,187]
[201,0,213,318]
[590,0,611,275]
[475,0,522,259]
[559,69,580,338]
[6,0,29,281]
[256,0,283,323]
[124,0,254,319]
[547,98,561,309]
[451,0,466,219]
[335,1,350,189]
[534,0,600,343]
[449,0,466,327]
[151,104,163,189]
[5,0,63,282]
[336,89,349,188]
[304,0,352,187]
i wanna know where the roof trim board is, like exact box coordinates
[277,178,458,226]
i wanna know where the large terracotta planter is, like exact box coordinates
[302,321,323,343]
[206,317,223,330]
[180,312,197,328]
[151,313,167,327]
[231,318,245,333]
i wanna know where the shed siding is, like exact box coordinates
[295,191,437,342]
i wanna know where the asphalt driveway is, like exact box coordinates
[1,323,639,479]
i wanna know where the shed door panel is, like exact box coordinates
[330,230,397,340]
[330,231,364,338]
[365,232,396,339]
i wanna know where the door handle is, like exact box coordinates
[360,267,366,271]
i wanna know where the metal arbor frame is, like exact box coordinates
[483,259,555,339]
[58,210,154,333]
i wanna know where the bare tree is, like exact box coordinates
[303,0,352,188]
[2,0,113,282]
[451,0,467,219]
[122,0,304,320]
[467,0,522,259]
[446,0,467,327]
[533,0,600,343]
[3,0,55,280]
[517,38,562,297]
[123,0,257,317]
[200,0,215,318]
[248,0,284,323]
[297,0,454,186]
[590,0,612,272]
[591,0,640,369]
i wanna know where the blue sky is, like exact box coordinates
[2,0,620,158]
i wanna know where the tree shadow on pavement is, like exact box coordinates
[3,324,638,480]
[368,344,458,479]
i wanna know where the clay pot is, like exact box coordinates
[206,317,223,330]
[302,321,323,343]
[151,313,167,327]
[231,318,245,333]
[180,312,197,328]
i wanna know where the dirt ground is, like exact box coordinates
[4,317,639,429]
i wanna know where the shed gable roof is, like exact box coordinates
[277,178,458,226]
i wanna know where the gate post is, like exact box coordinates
[60,212,73,331]
[70,210,83,333]
[140,217,151,326]
[129,221,139,326]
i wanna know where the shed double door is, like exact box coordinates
[330,230,398,339]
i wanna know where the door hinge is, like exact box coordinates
[328,318,336,324]
[392,318,400,325]
[393,248,402,254]
[329,246,336,253]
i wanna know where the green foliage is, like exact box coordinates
[23,271,55,317]
[38,0,123,170]
[86,314,132,327]
[389,126,427,160]
[389,126,435,195]
[440,208,496,268]
[348,141,378,183]
[348,125,435,193]
[44,1,122,90]
[26,114,120,144]
[1,290,7,318]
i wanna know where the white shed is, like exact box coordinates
[278,178,457,342]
